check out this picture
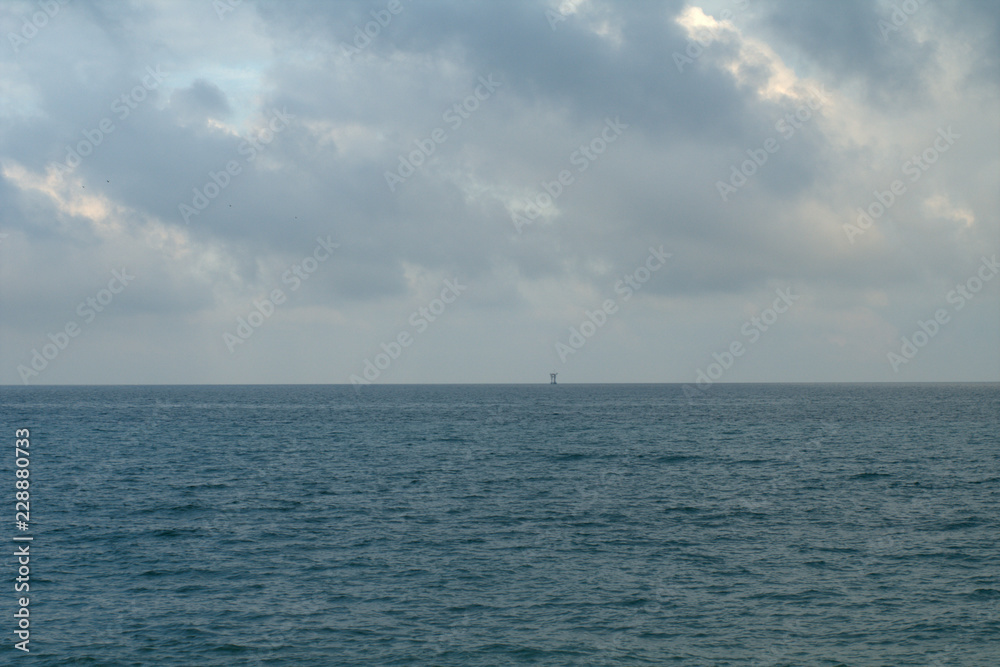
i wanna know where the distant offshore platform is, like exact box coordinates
[550,373,558,384]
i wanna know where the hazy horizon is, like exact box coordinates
[4,380,999,387]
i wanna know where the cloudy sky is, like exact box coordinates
[1,0,997,385]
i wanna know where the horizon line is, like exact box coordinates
[3,381,999,388]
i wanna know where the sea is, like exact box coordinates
[1,383,998,665]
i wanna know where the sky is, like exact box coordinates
[0,0,997,385]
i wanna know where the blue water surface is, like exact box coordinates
[1,383,998,665]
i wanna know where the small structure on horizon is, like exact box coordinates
[550,373,558,384]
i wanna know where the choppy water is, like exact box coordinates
[1,383,998,665]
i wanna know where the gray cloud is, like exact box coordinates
[0,0,997,384]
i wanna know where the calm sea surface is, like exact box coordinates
[1,384,998,665]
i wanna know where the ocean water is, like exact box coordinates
[1,383,998,665]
